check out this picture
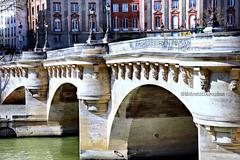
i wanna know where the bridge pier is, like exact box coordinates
[198,125,240,160]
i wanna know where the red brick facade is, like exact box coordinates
[111,0,140,32]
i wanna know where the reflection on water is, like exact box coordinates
[0,137,79,160]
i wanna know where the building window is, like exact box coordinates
[113,4,119,12]
[37,5,39,13]
[154,1,161,10]
[132,17,138,31]
[54,17,61,32]
[88,2,96,11]
[189,15,196,29]
[227,14,234,27]
[53,2,61,12]
[71,3,78,13]
[132,3,138,12]
[122,18,129,31]
[172,0,178,9]
[155,16,161,29]
[72,17,79,32]
[227,0,235,6]
[32,7,34,15]
[189,0,196,8]
[172,15,178,29]
[113,17,119,31]
[72,35,78,43]
[122,4,128,12]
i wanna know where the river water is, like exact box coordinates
[0,137,79,160]
[0,137,197,160]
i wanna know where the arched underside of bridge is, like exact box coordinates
[48,83,79,136]
[2,86,25,105]
[109,85,198,159]
[0,127,17,138]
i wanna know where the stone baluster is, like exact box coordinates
[134,62,141,80]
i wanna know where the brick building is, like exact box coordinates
[111,0,141,32]
[112,0,240,32]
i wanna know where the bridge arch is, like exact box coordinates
[108,83,198,159]
[2,86,25,104]
[48,83,79,136]
[0,127,17,138]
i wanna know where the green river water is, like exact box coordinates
[0,137,197,160]
[0,137,79,160]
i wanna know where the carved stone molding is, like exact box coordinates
[143,63,150,80]
[180,67,193,87]
[134,62,141,80]
[119,64,126,79]
[111,64,118,80]
[21,68,28,78]
[126,63,133,80]
[76,65,83,79]
[160,64,168,81]
[229,80,239,91]
[57,66,62,78]
[170,65,179,82]
[229,68,240,92]
[67,65,72,78]
[61,66,66,78]
[52,66,57,78]
[46,65,83,79]
[0,67,28,78]
[200,68,210,92]
[204,125,240,151]
[152,63,159,80]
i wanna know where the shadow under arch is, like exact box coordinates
[2,86,25,104]
[48,83,79,136]
[0,127,17,138]
[109,85,198,159]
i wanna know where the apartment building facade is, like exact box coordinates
[0,0,28,51]
[28,0,107,49]
[111,0,240,32]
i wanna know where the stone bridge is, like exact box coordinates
[0,33,240,160]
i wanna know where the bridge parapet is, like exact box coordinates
[108,35,240,55]
[46,43,107,60]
